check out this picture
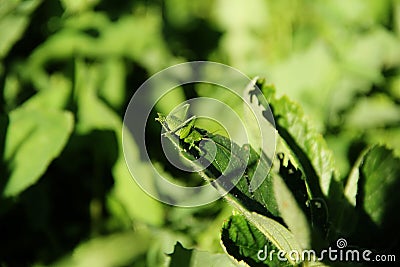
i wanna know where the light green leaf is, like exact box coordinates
[344,148,369,206]
[3,107,73,197]
[110,137,164,226]
[344,94,400,129]
[27,10,172,81]
[3,73,21,111]
[168,242,243,267]
[60,0,100,13]
[273,171,311,249]
[197,205,234,253]
[342,27,400,82]
[270,42,338,129]
[193,249,245,267]
[154,87,186,117]
[365,127,400,158]
[0,0,41,59]
[51,230,151,267]
[99,58,126,110]
[23,74,72,111]
[74,60,164,225]
[274,138,329,249]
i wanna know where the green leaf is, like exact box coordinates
[245,81,336,240]
[168,242,242,267]
[50,230,151,267]
[157,105,304,264]
[22,74,72,111]
[197,205,234,253]
[249,81,339,237]
[27,10,172,80]
[344,94,400,129]
[273,139,329,249]
[341,27,400,82]
[192,249,245,267]
[359,146,400,230]
[221,214,291,267]
[74,60,164,225]
[3,107,73,197]
[344,148,369,207]
[110,136,164,226]
[257,83,335,198]
[224,197,303,266]
[270,42,338,129]
[157,117,281,221]
[60,0,100,13]
[99,58,126,110]
[201,133,280,219]
[338,146,400,247]
[0,0,41,59]
[273,167,311,249]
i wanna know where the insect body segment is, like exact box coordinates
[182,125,203,151]
[177,118,195,139]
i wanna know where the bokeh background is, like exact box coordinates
[1,0,400,266]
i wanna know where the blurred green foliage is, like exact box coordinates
[0,0,400,266]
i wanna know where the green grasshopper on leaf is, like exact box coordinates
[156,104,284,223]
[156,104,204,152]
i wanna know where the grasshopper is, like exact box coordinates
[156,104,204,152]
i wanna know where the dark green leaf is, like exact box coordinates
[221,214,292,267]
[360,146,400,233]
[339,146,400,248]
[251,82,335,198]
